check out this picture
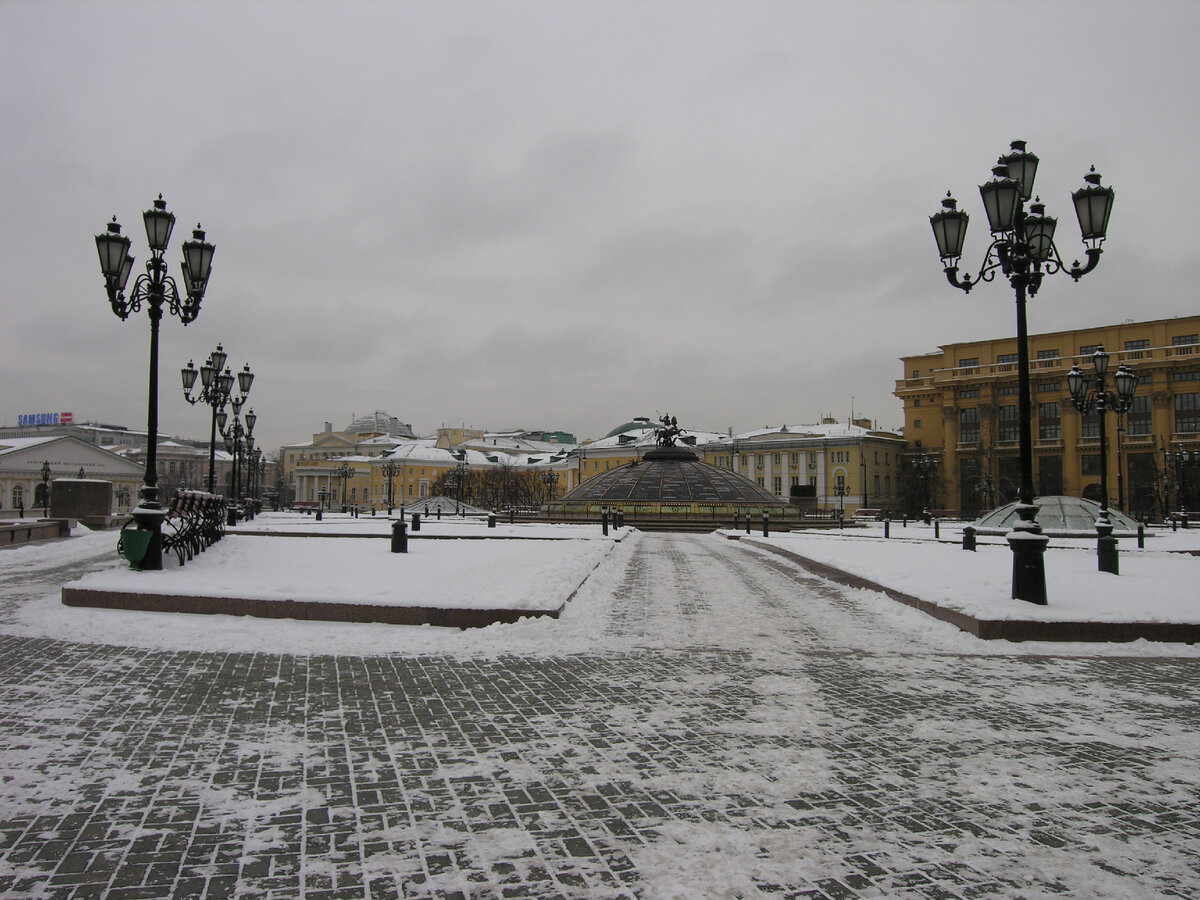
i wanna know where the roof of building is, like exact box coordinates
[345,411,417,439]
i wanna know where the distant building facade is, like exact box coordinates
[895,314,1200,520]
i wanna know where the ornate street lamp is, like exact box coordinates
[1172,446,1196,527]
[96,195,214,570]
[219,400,254,525]
[40,461,51,516]
[334,462,354,512]
[1067,347,1136,573]
[930,141,1115,604]
[911,451,938,524]
[382,460,401,512]
[455,460,468,515]
[181,344,250,493]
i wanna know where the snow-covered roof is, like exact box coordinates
[702,423,904,445]
[0,436,60,455]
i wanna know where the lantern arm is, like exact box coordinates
[1067,247,1104,282]
[946,237,1009,294]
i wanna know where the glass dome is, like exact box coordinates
[973,496,1142,536]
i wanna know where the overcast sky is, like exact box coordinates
[3,1,1197,454]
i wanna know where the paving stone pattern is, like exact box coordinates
[0,534,1197,898]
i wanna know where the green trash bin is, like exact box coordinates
[118,528,154,570]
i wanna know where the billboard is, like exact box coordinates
[18,412,73,426]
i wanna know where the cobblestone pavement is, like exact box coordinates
[0,533,1198,898]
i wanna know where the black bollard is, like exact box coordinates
[510,508,515,525]
[1138,522,1145,549]
[884,520,890,539]
[602,509,609,536]
[763,512,769,538]
[488,513,496,528]
[733,512,740,531]
[391,520,408,553]
[412,513,421,532]
[934,519,940,539]
[316,508,322,521]
[437,507,442,520]
[962,525,976,551]
[745,514,751,535]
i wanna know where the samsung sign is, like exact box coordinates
[18,412,73,426]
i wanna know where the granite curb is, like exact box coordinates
[734,534,1200,644]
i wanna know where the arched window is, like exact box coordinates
[12,485,24,509]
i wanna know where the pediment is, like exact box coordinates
[0,436,144,477]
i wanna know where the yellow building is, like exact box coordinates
[572,417,904,518]
[699,420,905,517]
[896,314,1200,520]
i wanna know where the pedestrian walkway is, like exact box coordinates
[0,532,1196,898]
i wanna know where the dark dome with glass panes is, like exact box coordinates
[544,415,796,522]
[972,496,1141,536]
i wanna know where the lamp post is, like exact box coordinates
[930,141,1115,604]
[1174,447,1196,527]
[455,460,468,514]
[542,469,558,503]
[334,462,354,513]
[219,401,254,525]
[40,461,51,517]
[95,195,215,570]
[382,460,400,513]
[181,345,251,493]
[1067,346,1136,573]
[911,451,938,524]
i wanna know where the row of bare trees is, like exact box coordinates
[432,461,560,510]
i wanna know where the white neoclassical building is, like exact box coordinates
[0,436,143,517]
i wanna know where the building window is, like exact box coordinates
[773,476,782,495]
[1038,455,1064,495]
[1037,381,1060,392]
[958,357,979,374]
[790,453,799,467]
[756,477,764,487]
[1176,393,1200,434]
[1172,370,1200,382]
[11,486,23,508]
[756,454,764,468]
[998,384,1019,396]
[999,406,1019,442]
[1037,348,1059,368]
[1039,402,1061,440]
[997,352,1018,372]
[1079,344,1101,357]
[914,398,921,407]
[1081,408,1101,439]
[1172,334,1198,355]
[959,388,980,399]
[1082,454,1101,476]
[1124,339,1150,359]
[912,369,920,379]
[960,408,980,443]
[773,453,780,467]
[1127,395,1152,436]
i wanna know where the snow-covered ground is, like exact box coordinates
[2,514,1199,897]
[6,512,1198,658]
[733,519,1200,624]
